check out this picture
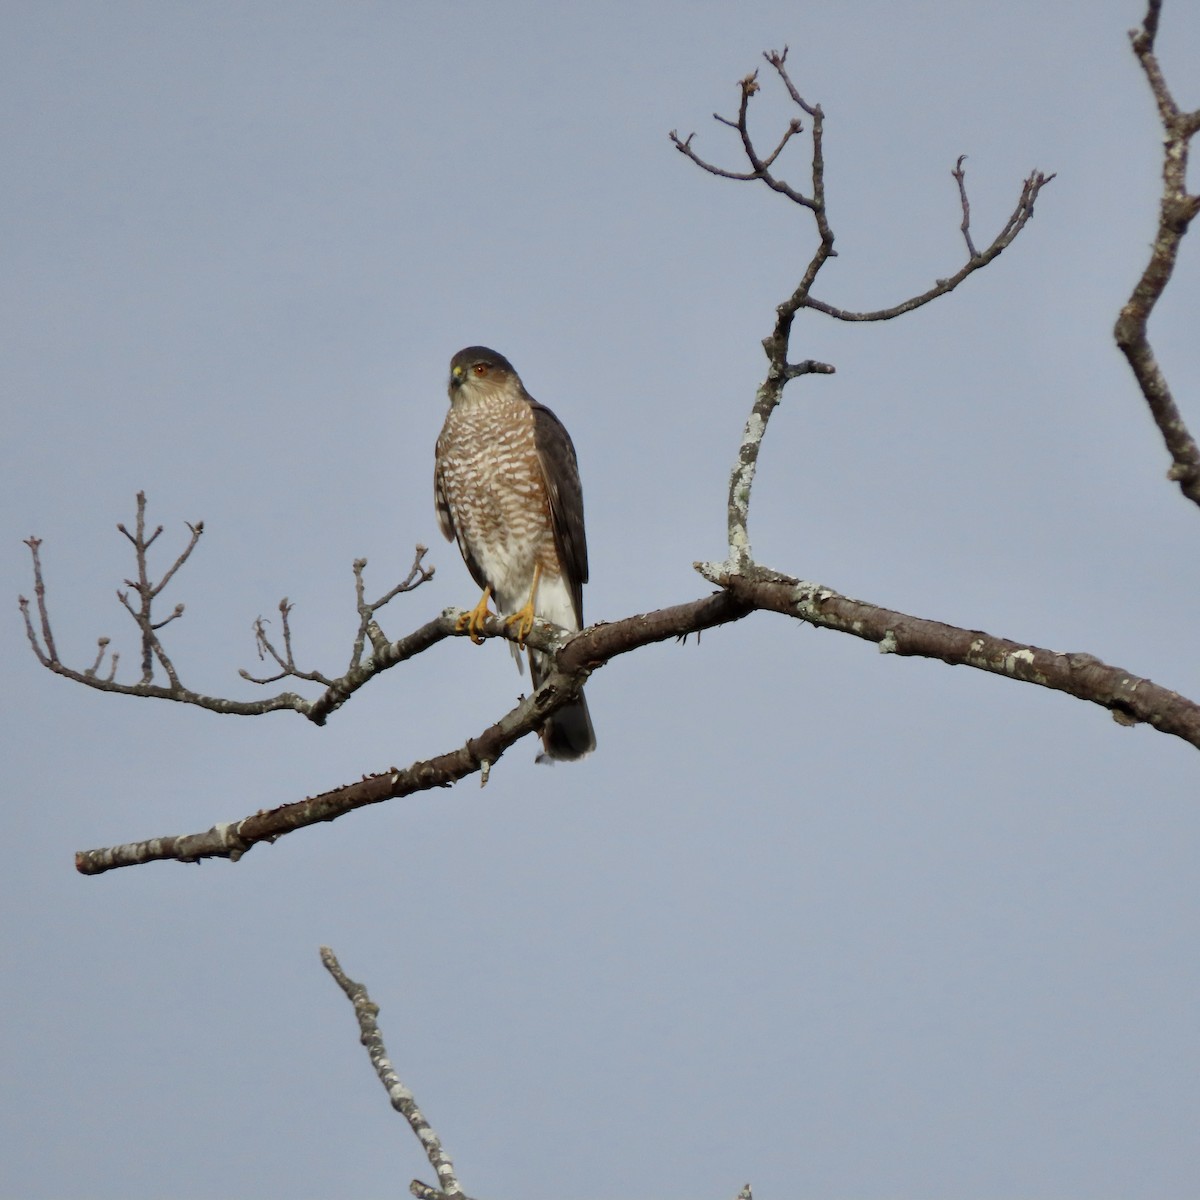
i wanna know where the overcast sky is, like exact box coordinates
[3,2,1199,1197]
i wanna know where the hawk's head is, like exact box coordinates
[448,346,520,402]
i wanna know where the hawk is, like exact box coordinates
[434,346,596,761]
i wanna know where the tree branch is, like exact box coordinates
[323,942,759,1200]
[19,495,435,724]
[1113,0,1200,506]
[671,48,1053,337]
[74,593,751,874]
[801,166,1055,322]
[696,562,1200,747]
[320,947,473,1200]
[75,569,1200,875]
[671,49,1052,567]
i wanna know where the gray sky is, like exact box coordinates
[3,2,1199,1197]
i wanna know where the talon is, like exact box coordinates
[457,586,493,644]
[503,562,542,650]
[503,601,536,648]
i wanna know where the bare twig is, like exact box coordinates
[952,154,979,258]
[320,947,471,1200]
[672,49,1052,565]
[20,495,435,723]
[113,490,201,688]
[802,167,1055,322]
[20,527,307,717]
[671,49,1052,334]
[1113,0,1200,505]
[350,546,435,669]
[673,49,842,564]
[243,600,336,687]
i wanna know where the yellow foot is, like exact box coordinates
[456,586,493,645]
[504,599,536,648]
[503,563,542,649]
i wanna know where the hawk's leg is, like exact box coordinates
[504,562,543,649]
[457,585,494,645]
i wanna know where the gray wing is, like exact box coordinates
[530,399,588,625]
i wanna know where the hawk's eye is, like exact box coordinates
[473,363,489,376]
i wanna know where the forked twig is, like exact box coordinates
[672,45,1052,566]
[803,166,1054,322]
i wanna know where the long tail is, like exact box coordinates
[531,651,596,762]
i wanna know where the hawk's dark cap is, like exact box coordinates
[449,346,516,377]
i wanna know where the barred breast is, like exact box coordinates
[435,393,559,615]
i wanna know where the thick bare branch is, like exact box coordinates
[74,593,751,873]
[696,561,1200,747]
[320,947,470,1200]
[722,367,832,572]
[76,565,1200,875]
[411,1186,467,1200]
[1113,0,1200,506]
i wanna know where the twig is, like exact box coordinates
[20,495,435,723]
[22,537,58,660]
[803,168,1055,322]
[114,490,201,688]
[243,600,336,687]
[952,154,979,258]
[319,947,470,1200]
[20,529,308,717]
[350,546,435,669]
[671,48,1052,564]
[1113,0,1200,505]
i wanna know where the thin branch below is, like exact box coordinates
[320,947,470,1200]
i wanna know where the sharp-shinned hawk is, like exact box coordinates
[434,346,596,761]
